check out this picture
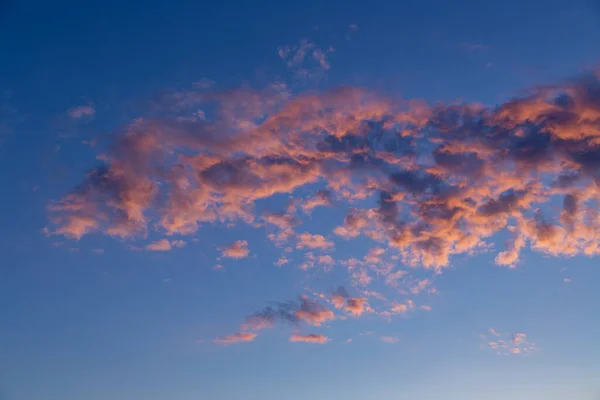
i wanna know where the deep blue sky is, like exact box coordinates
[1,1,600,399]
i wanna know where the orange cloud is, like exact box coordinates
[296,233,334,250]
[214,331,257,345]
[220,240,249,259]
[145,239,172,251]
[49,70,600,272]
[482,329,536,355]
[289,333,329,344]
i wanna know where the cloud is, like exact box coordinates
[289,333,329,344]
[302,189,333,212]
[214,331,257,345]
[330,287,370,316]
[241,296,334,331]
[274,256,289,267]
[296,233,334,250]
[48,69,600,274]
[220,240,249,259]
[380,336,399,344]
[278,38,334,78]
[481,330,536,355]
[146,239,172,251]
[145,239,186,251]
[68,105,95,119]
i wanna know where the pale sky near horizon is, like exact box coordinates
[1,1,600,399]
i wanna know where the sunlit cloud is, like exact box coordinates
[214,331,257,345]
[46,59,600,347]
[481,329,537,355]
[289,333,329,344]
[220,240,250,259]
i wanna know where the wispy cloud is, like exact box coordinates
[214,331,257,345]
[68,105,95,119]
[289,333,329,344]
[380,336,399,344]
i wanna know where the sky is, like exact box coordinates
[1,0,600,399]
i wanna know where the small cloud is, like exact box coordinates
[296,233,334,250]
[274,256,289,267]
[349,24,358,31]
[289,333,329,344]
[214,331,257,345]
[146,239,173,251]
[564,278,572,283]
[220,240,250,259]
[489,328,501,337]
[482,330,536,356]
[68,105,95,119]
[92,248,104,254]
[171,240,186,248]
[213,264,224,271]
[380,336,399,344]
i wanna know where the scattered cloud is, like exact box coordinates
[45,61,600,348]
[278,38,334,78]
[481,330,537,355]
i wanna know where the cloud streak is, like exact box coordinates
[289,333,329,344]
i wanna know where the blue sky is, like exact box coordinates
[1,1,600,399]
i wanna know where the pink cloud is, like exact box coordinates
[482,330,536,356]
[214,331,257,345]
[289,333,329,344]
[68,105,95,119]
[145,239,186,251]
[146,239,172,251]
[380,336,399,344]
[296,233,334,250]
[220,240,249,259]
[49,69,600,276]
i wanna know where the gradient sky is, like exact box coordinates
[1,1,600,399]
